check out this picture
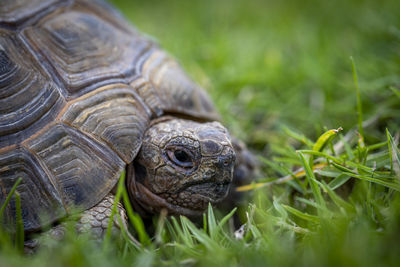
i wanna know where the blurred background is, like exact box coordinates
[111,0,400,154]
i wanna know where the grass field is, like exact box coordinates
[1,0,400,266]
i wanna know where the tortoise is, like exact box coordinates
[0,0,254,238]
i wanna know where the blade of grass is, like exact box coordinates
[295,197,324,210]
[0,177,22,220]
[320,181,355,213]
[282,126,314,147]
[389,86,400,99]
[217,207,237,231]
[207,203,217,238]
[330,161,396,182]
[181,216,219,251]
[343,172,400,191]
[203,213,207,233]
[350,56,364,138]
[328,173,351,190]
[298,150,376,172]
[103,171,126,251]
[113,207,142,249]
[14,191,24,253]
[330,161,355,173]
[357,133,368,164]
[298,152,326,210]
[339,133,355,160]
[169,242,202,257]
[180,216,195,247]
[164,218,178,241]
[274,220,310,234]
[155,209,167,245]
[367,141,387,151]
[386,129,400,176]
[273,197,288,220]
[259,157,296,177]
[121,188,150,245]
[282,204,320,223]
[170,216,193,247]
[272,156,302,166]
[236,163,327,192]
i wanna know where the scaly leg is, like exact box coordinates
[76,194,127,238]
[24,194,137,253]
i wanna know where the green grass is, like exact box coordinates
[1,0,400,266]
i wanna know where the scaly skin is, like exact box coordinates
[24,194,130,253]
[127,118,236,218]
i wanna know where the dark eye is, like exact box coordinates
[174,150,190,162]
[167,149,194,168]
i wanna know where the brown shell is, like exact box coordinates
[0,0,219,232]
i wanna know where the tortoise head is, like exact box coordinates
[127,118,235,217]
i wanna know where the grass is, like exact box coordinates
[1,0,400,266]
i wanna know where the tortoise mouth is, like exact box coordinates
[158,181,231,211]
[128,173,230,217]
[131,181,204,217]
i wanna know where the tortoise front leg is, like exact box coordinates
[76,194,128,238]
[24,194,136,253]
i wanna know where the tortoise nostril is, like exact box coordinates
[218,155,233,168]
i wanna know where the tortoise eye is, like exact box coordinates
[167,149,194,168]
[175,150,190,162]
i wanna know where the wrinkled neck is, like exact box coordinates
[125,162,150,217]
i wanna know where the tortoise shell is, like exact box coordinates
[0,0,219,232]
